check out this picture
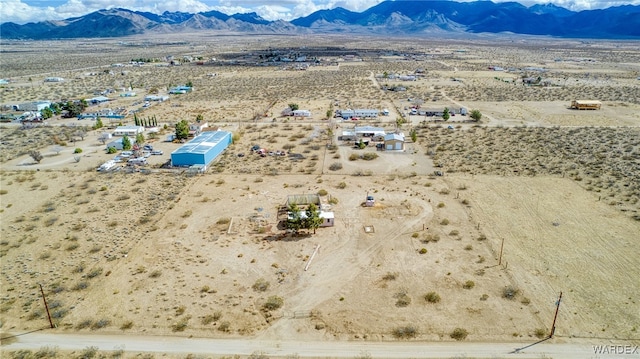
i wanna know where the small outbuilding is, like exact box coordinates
[170,131,232,170]
[384,133,405,151]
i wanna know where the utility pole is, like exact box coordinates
[39,284,54,329]
[549,291,563,338]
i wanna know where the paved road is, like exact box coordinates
[2,332,632,358]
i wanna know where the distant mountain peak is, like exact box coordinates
[1,1,638,39]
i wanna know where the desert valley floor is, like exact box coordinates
[0,33,639,358]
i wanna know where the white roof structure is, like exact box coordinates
[384,133,405,141]
[171,131,230,156]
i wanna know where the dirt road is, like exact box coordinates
[2,331,633,358]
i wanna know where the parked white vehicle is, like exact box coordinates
[97,160,117,172]
[127,157,147,165]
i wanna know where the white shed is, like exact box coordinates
[384,133,405,151]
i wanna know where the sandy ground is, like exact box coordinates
[1,35,639,357]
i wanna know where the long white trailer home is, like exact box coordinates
[339,109,379,119]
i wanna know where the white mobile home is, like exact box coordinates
[339,109,379,119]
[113,126,144,137]
[292,110,312,117]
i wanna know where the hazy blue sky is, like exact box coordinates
[2,0,638,24]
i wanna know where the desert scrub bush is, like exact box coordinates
[175,305,186,316]
[328,197,339,205]
[181,210,192,218]
[91,319,110,330]
[437,202,445,208]
[424,292,441,303]
[76,319,93,329]
[263,296,284,311]
[439,188,450,195]
[382,272,397,281]
[361,152,378,161]
[74,148,82,153]
[149,269,162,278]
[477,234,487,241]
[0,189,7,195]
[394,291,412,307]
[79,346,98,359]
[392,325,418,339]
[44,216,58,227]
[449,230,459,236]
[534,328,547,339]
[252,278,270,292]
[462,280,475,289]
[317,189,328,196]
[440,218,450,225]
[33,346,58,358]
[337,182,347,189]
[72,281,89,291]
[422,234,440,243]
[329,162,343,171]
[348,153,359,161]
[202,311,222,325]
[120,321,134,330]
[450,327,469,341]
[216,217,231,225]
[502,285,519,300]
[88,245,102,254]
[464,244,473,251]
[51,308,69,319]
[418,248,427,254]
[86,268,103,279]
[172,317,190,332]
[66,243,79,251]
[218,321,231,332]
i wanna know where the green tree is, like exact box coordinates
[286,203,302,235]
[288,103,299,111]
[470,109,482,122]
[135,132,145,145]
[107,146,117,154]
[175,120,189,140]
[94,116,103,129]
[63,101,87,117]
[29,150,43,163]
[196,114,204,123]
[50,103,61,115]
[41,107,53,119]
[134,113,139,126]
[305,203,323,234]
[442,108,450,121]
[410,129,417,143]
[326,109,333,119]
[121,135,132,150]
[186,80,193,88]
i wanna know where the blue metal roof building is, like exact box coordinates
[171,131,232,169]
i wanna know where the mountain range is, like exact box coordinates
[2,1,639,39]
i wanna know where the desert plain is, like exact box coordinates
[0,33,639,358]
